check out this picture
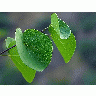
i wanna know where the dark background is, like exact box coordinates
[0,12,96,85]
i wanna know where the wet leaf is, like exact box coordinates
[48,25,76,63]
[6,37,36,83]
[58,19,71,39]
[15,28,53,71]
[51,13,71,39]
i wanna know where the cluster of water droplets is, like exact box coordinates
[23,29,53,66]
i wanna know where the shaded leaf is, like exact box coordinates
[6,37,36,83]
[15,28,53,72]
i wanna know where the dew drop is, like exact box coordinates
[59,19,71,39]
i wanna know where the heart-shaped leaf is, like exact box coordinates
[15,28,53,72]
[48,25,76,63]
[5,37,36,83]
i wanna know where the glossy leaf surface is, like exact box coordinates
[58,18,71,39]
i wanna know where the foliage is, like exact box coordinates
[4,13,76,83]
[49,13,76,63]
[6,37,36,83]
[15,28,53,72]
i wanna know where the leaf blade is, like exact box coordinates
[51,13,60,36]
[15,28,53,71]
[5,37,14,48]
[48,25,76,63]
[6,38,36,83]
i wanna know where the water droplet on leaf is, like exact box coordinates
[15,28,53,71]
[58,19,71,39]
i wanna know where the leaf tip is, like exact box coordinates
[16,28,22,32]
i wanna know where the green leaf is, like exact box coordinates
[58,19,71,39]
[51,13,60,36]
[5,37,14,48]
[48,25,76,63]
[6,37,36,83]
[15,28,53,72]
[51,13,71,39]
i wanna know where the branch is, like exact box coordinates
[0,27,49,55]
[0,45,16,55]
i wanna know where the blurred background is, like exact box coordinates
[0,12,96,85]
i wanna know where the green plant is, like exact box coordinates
[0,13,76,83]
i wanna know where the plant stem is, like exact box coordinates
[0,45,16,55]
[0,27,50,55]
[41,27,49,32]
